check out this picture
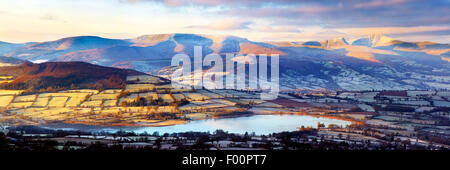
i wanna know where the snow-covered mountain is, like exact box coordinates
[3,36,131,63]
[1,33,449,90]
[0,41,26,55]
[351,34,396,47]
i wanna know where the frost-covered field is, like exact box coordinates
[0,96,14,107]
[48,97,69,107]
[183,93,211,101]
[13,95,36,102]
[80,100,102,107]
[127,75,162,84]
[32,97,49,107]
[0,90,23,96]
[125,84,155,92]
[159,94,174,103]
[89,93,120,100]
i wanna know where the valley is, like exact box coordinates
[0,67,449,149]
[0,34,449,150]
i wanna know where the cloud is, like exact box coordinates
[120,0,450,42]
[256,25,301,33]
[221,1,450,28]
[292,30,350,41]
[40,14,56,21]
[186,19,251,30]
[3,0,449,43]
[352,0,410,9]
[340,26,450,36]
[124,0,450,29]
[124,0,308,7]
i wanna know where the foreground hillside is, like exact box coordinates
[0,61,144,91]
[1,34,449,90]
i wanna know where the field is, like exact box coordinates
[126,75,162,84]
[138,92,159,99]
[159,94,174,103]
[0,76,13,79]
[37,93,91,107]
[0,90,24,96]
[118,92,158,105]
[0,75,284,127]
[9,102,34,108]
[13,95,37,102]
[155,84,173,89]
[48,97,69,107]
[0,76,14,84]
[0,75,241,127]
[0,80,13,84]
[183,93,211,101]
[172,93,186,101]
[89,93,120,100]
[255,102,284,108]
[209,99,236,106]
[80,100,103,107]
[61,89,99,94]
[0,95,14,107]
[170,88,193,93]
[118,96,136,104]
[101,89,122,94]
[125,84,155,92]
[32,97,50,107]
[201,92,224,99]
[66,95,89,107]
[103,100,117,107]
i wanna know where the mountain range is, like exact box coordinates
[0,33,449,91]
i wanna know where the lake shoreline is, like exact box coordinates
[25,112,354,135]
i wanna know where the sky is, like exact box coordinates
[0,0,449,43]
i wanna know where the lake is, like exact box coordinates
[42,114,352,135]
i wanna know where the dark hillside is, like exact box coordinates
[0,61,144,91]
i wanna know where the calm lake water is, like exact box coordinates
[42,114,352,135]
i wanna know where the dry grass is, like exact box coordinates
[80,100,102,107]
[125,84,155,92]
[0,80,13,84]
[0,90,23,96]
[0,95,14,107]
[66,96,88,107]
[172,93,186,101]
[9,102,34,108]
[13,95,37,102]
[100,89,123,94]
[138,92,159,99]
[201,92,224,99]
[155,84,174,89]
[32,97,50,107]
[0,76,13,79]
[61,89,99,94]
[103,100,117,107]
[89,93,120,100]
[159,93,174,103]
[48,96,69,107]
[183,93,211,101]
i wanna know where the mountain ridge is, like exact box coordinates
[0,33,449,90]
